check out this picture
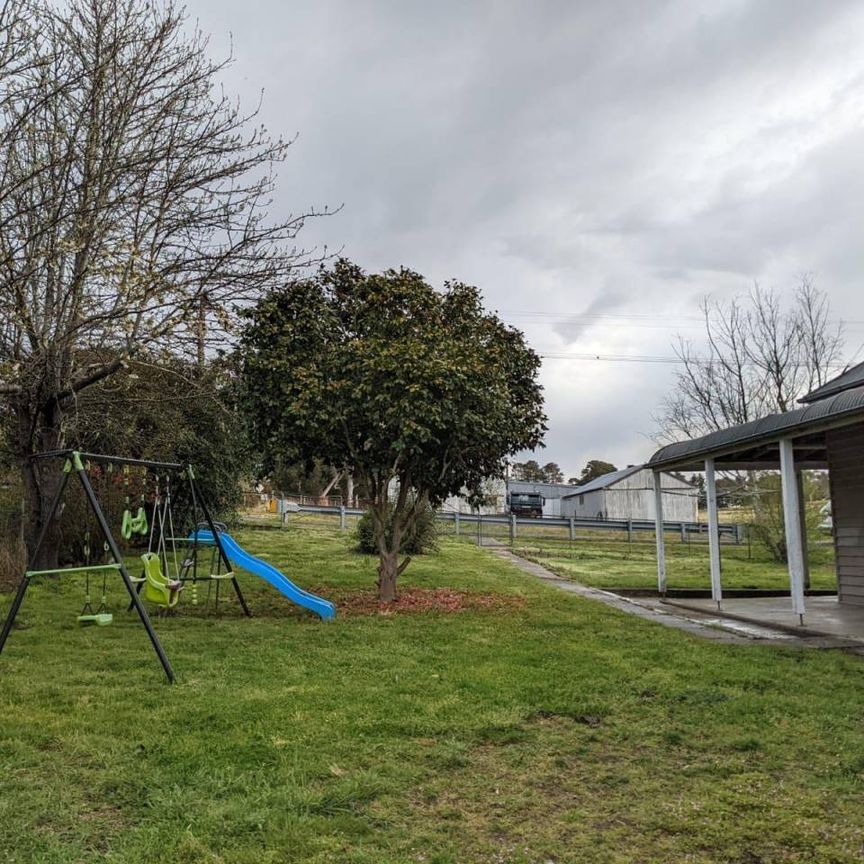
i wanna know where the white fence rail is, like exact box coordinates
[274,504,744,543]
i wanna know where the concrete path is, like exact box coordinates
[488,546,864,652]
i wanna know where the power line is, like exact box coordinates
[498,309,864,333]
[538,351,849,368]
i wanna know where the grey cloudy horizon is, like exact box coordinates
[187,0,864,479]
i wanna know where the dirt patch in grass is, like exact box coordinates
[317,586,526,617]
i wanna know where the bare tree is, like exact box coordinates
[0,0,324,566]
[657,280,844,442]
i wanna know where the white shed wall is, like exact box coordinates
[561,469,697,521]
[560,490,606,519]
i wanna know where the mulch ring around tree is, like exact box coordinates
[314,586,527,617]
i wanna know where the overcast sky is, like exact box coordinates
[187,0,864,479]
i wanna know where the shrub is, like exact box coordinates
[748,472,823,564]
[356,501,438,556]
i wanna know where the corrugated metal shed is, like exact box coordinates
[560,466,642,498]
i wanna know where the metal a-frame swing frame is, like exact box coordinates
[0,450,248,684]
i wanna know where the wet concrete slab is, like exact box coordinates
[663,595,864,646]
[489,547,809,646]
[487,544,864,652]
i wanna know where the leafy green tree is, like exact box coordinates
[512,460,544,482]
[240,260,546,600]
[578,460,618,484]
[71,357,249,517]
[541,462,564,483]
[270,458,337,498]
[0,355,250,567]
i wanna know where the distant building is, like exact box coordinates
[505,480,582,517]
[440,478,507,515]
[560,466,698,522]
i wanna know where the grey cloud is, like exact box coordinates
[185,0,864,476]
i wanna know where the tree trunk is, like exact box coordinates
[15,402,65,571]
[377,551,399,602]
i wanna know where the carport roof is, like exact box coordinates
[649,384,864,471]
[800,361,864,404]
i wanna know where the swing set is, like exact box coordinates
[0,450,251,683]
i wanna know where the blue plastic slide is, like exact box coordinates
[193,529,336,620]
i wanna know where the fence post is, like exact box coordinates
[339,506,346,530]
[509,514,516,545]
[454,510,460,537]
[569,516,575,542]
[627,519,634,544]
[735,523,744,545]
[680,522,686,543]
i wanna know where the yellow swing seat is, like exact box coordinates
[140,552,183,608]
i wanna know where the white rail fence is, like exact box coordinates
[268,503,744,544]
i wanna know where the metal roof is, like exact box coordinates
[650,383,864,469]
[800,361,864,404]
[507,479,583,498]
[561,465,643,498]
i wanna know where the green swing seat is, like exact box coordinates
[121,506,149,540]
[77,610,113,627]
[140,552,183,608]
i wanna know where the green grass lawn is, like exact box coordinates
[1,526,863,863]
[508,531,837,591]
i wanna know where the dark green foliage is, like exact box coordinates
[271,457,338,498]
[68,357,249,517]
[21,356,253,564]
[356,501,438,556]
[240,258,546,596]
[240,260,546,501]
[512,460,545,482]
[748,472,824,565]
[578,460,618,484]
[512,460,564,483]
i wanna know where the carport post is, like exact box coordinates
[705,458,723,610]
[796,469,811,590]
[653,471,666,595]
[780,438,807,624]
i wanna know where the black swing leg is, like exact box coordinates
[76,461,175,683]
[127,579,143,613]
[0,575,32,660]
[229,576,250,617]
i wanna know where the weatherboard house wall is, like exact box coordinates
[827,425,864,606]
[560,467,697,522]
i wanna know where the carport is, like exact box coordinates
[648,363,864,626]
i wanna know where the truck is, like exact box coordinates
[508,491,544,518]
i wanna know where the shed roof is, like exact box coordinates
[561,465,642,498]
[650,384,864,470]
[800,361,864,404]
